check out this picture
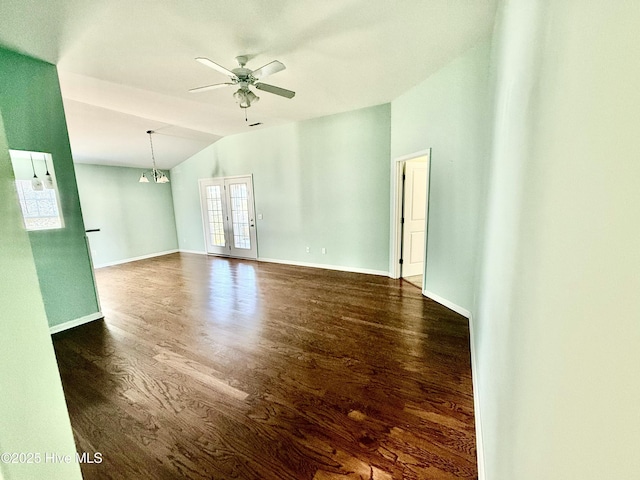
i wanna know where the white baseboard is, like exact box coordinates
[258,257,389,277]
[423,290,471,318]
[422,289,484,479]
[178,251,388,277]
[468,314,485,480]
[49,311,104,335]
[94,249,179,268]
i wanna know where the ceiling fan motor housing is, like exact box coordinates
[232,67,253,80]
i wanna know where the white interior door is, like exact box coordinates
[401,159,428,277]
[199,175,258,259]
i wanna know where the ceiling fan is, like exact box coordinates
[189,56,295,109]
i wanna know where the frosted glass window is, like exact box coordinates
[15,180,62,230]
[206,185,225,246]
[229,183,251,249]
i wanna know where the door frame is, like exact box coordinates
[198,174,258,259]
[390,149,431,285]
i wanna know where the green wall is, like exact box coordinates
[0,112,82,480]
[171,104,391,273]
[0,47,99,327]
[475,1,640,479]
[75,163,178,267]
[390,41,493,310]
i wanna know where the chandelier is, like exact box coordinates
[139,130,169,183]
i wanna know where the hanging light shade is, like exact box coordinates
[246,89,259,104]
[138,130,169,184]
[30,154,44,191]
[42,154,54,189]
[233,89,248,108]
[234,87,259,108]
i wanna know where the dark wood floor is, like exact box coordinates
[53,253,477,480]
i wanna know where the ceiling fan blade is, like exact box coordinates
[195,57,237,78]
[251,61,286,80]
[255,82,295,99]
[189,83,234,93]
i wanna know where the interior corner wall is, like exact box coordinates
[75,163,178,267]
[0,111,82,480]
[390,40,493,311]
[475,1,640,479]
[171,104,391,273]
[0,47,100,327]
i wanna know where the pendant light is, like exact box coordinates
[43,154,54,189]
[30,154,43,191]
[139,130,169,184]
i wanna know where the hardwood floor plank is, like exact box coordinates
[152,349,249,402]
[53,253,477,479]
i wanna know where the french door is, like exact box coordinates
[199,175,258,259]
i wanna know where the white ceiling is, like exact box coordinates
[0,0,497,169]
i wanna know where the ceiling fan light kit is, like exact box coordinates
[190,55,295,112]
[234,88,259,108]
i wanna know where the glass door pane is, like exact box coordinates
[228,182,251,249]
[199,178,228,256]
[206,185,225,247]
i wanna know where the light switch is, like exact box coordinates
[258,214,263,220]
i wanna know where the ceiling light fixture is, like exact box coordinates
[29,154,43,191]
[233,87,259,109]
[139,130,170,184]
[43,154,54,189]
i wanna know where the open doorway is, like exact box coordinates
[390,149,431,292]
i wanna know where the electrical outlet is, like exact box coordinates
[322,248,326,254]
[306,246,310,253]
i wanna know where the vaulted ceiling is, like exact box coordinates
[0,0,497,169]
